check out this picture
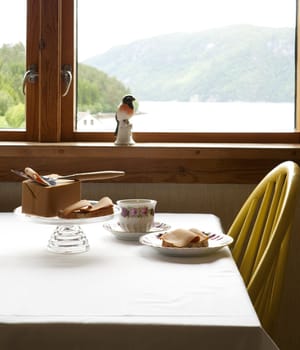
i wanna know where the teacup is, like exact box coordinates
[117,199,157,233]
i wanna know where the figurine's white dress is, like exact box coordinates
[114,119,135,145]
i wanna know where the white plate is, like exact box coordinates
[139,231,234,257]
[103,222,171,241]
[14,203,120,225]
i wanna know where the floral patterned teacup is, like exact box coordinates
[116,199,157,232]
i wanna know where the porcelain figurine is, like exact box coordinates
[114,95,136,145]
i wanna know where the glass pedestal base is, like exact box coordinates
[14,203,119,254]
[47,225,89,254]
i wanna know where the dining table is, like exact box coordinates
[0,211,279,350]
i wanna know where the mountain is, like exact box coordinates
[84,25,295,102]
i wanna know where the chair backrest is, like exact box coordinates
[228,161,300,334]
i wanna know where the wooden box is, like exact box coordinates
[22,180,81,217]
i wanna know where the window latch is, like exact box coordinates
[61,64,72,97]
[22,64,38,95]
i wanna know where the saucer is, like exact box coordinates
[103,222,171,241]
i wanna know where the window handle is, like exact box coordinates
[22,64,38,95]
[61,64,72,97]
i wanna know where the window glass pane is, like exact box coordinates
[0,0,26,130]
[77,0,296,132]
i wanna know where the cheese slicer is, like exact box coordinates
[49,170,125,181]
[11,168,125,185]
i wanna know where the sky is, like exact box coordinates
[77,0,296,60]
[0,0,296,61]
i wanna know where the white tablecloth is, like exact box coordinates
[0,212,278,349]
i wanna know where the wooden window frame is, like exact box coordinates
[0,1,300,187]
[0,0,299,143]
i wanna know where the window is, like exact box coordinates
[0,0,299,143]
[77,0,296,135]
[0,1,26,131]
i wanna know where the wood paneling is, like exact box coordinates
[1,142,300,183]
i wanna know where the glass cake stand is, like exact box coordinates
[14,203,119,254]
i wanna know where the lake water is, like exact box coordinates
[77,101,295,132]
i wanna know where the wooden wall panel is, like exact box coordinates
[1,143,300,184]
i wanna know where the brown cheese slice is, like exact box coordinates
[160,229,200,248]
[189,228,209,240]
[88,196,113,212]
[58,197,114,218]
[58,199,92,217]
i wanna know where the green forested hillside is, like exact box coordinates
[85,25,295,102]
[77,64,130,113]
[0,43,130,128]
[0,43,25,127]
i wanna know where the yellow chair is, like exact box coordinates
[228,161,300,335]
